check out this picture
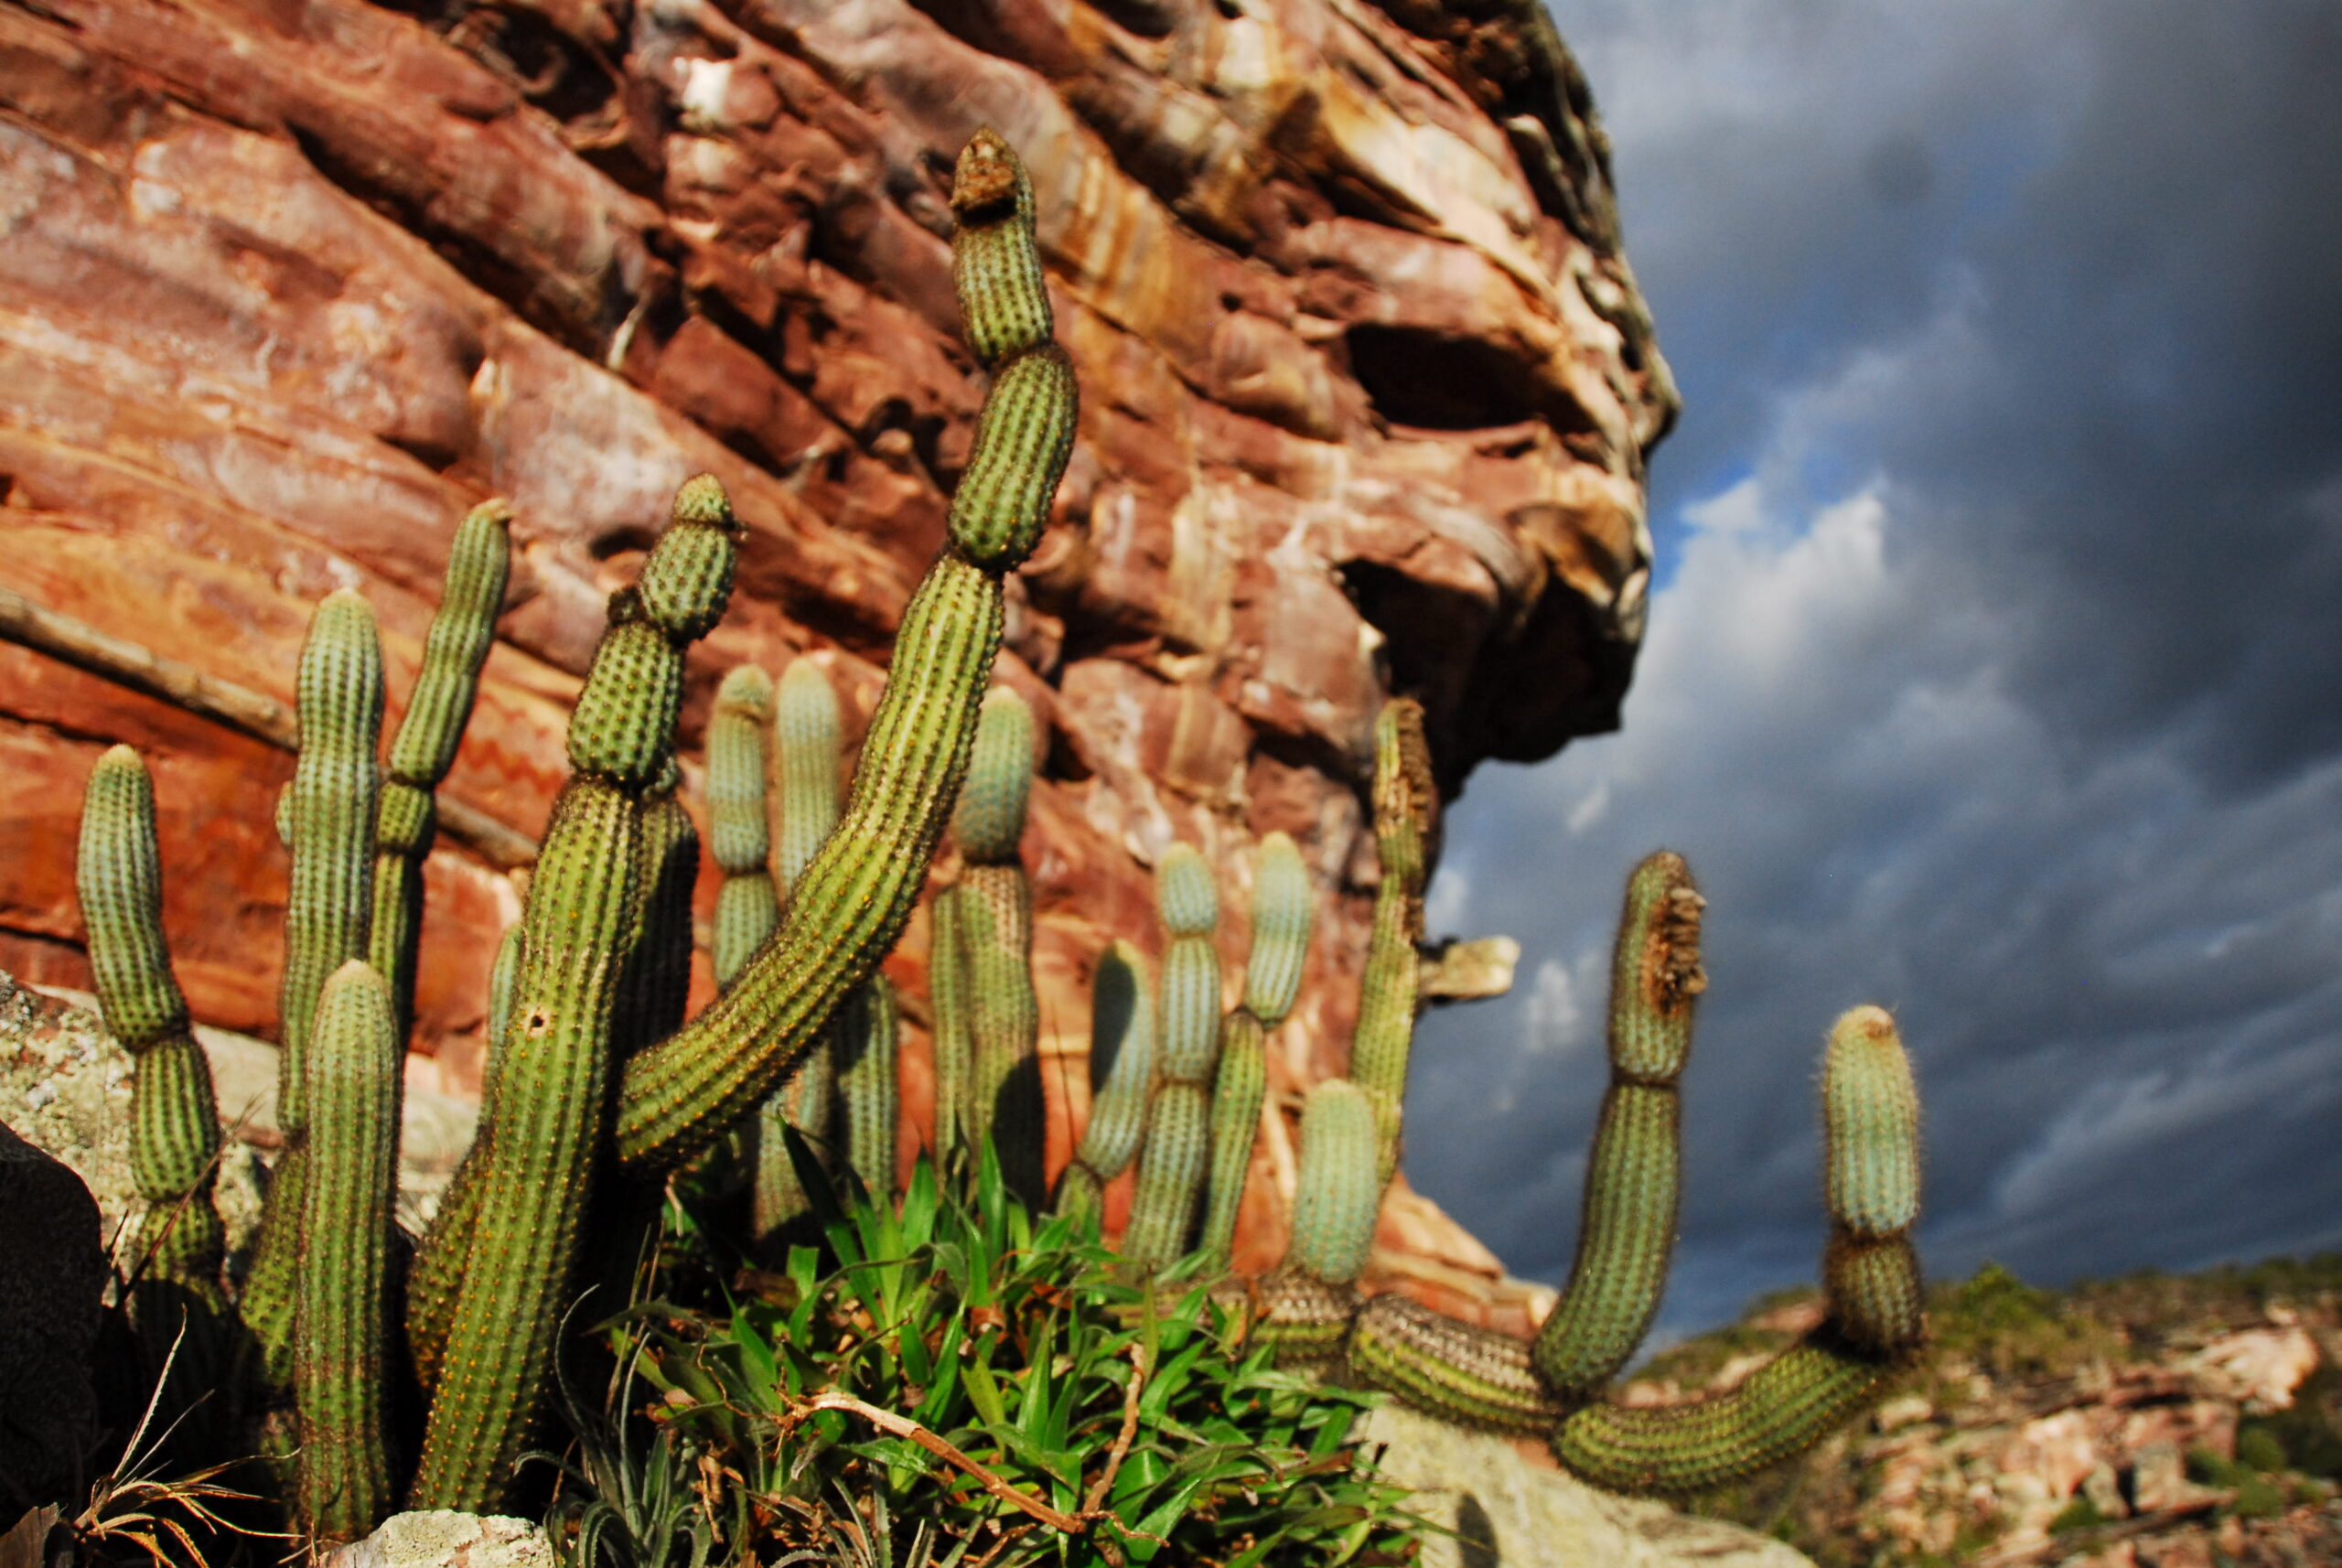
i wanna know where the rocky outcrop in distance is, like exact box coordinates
[0,0,1675,1314]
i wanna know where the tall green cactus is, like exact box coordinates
[615,130,1076,1174]
[373,500,511,1043]
[929,885,976,1170]
[295,960,402,1542]
[245,587,387,1386]
[835,976,900,1197]
[77,746,226,1312]
[411,473,736,1509]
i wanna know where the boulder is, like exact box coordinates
[0,1115,104,1514]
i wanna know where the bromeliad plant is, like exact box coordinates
[600,1147,1414,1568]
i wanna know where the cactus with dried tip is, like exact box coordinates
[409,474,736,1510]
[294,960,402,1543]
[1532,851,1705,1397]
[612,129,1075,1175]
[1121,846,1222,1266]
[373,500,510,1042]
[243,587,387,1387]
[76,746,225,1313]
[1351,699,1434,1182]
[1053,940,1153,1222]
[956,687,1042,1202]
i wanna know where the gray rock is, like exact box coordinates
[326,1512,553,1568]
[0,1116,104,1510]
[1359,1403,1816,1568]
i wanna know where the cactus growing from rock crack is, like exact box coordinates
[294,960,402,1543]
[373,501,510,1043]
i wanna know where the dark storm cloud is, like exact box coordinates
[1405,3,2342,1341]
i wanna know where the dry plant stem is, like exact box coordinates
[0,586,536,869]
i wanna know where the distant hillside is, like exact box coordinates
[1630,1258,2342,1567]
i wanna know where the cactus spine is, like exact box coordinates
[245,587,387,1384]
[615,131,1075,1173]
[1121,846,1221,1265]
[956,688,1041,1201]
[77,746,225,1305]
[412,476,736,1510]
[294,960,401,1542]
[373,500,510,1041]
[1532,852,1704,1397]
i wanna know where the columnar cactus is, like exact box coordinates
[1120,846,1222,1265]
[76,747,225,1311]
[1350,699,1434,1181]
[955,688,1042,1202]
[707,664,779,990]
[295,960,403,1542]
[1198,832,1315,1262]
[244,587,387,1383]
[373,501,510,1043]
[410,477,737,1509]
[1052,940,1154,1222]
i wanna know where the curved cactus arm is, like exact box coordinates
[1350,1294,1563,1434]
[1533,852,1705,1396]
[1349,699,1434,1181]
[1197,1011,1266,1264]
[77,746,227,1305]
[616,131,1075,1175]
[413,475,736,1511]
[1224,1271,1358,1369]
[294,961,402,1543]
[1549,1004,1925,1494]
[246,588,387,1387]
[373,501,510,1042]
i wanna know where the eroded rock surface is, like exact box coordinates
[0,0,1672,1309]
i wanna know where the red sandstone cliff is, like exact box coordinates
[0,0,1673,1316]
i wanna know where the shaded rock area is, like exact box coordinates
[1645,1262,2342,1568]
[0,0,1670,1314]
[0,1112,103,1518]
[1360,1404,1814,1568]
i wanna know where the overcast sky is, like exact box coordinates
[1409,1,2342,1340]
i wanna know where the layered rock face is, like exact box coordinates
[0,0,1672,1303]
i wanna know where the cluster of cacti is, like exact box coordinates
[65,122,1921,1542]
[70,128,1079,1540]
